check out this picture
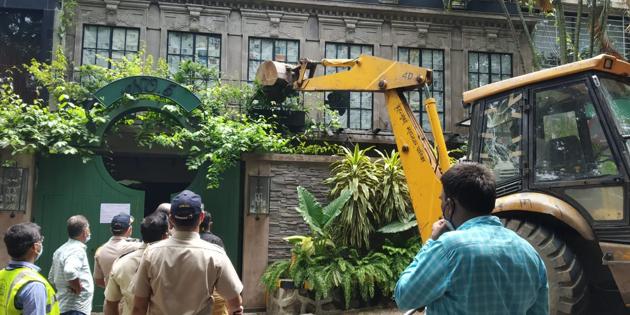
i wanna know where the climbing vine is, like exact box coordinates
[0,49,299,188]
[57,0,78,41]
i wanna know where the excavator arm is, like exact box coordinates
[256,55,450,242]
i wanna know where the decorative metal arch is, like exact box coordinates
[91,76,200,139]
[94,76,201,111]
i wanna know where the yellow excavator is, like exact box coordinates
[256,54,630,314]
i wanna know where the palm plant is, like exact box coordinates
[374,149,412,225]
[324,145,379,250]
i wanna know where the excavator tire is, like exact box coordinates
[501,218,589,315]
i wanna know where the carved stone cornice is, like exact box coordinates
[152,0,540,29]
[240,9,309,22]
[484,26,499,51]
[187,5,203,31]
[77,0,539,31]
[104,0,119,25]
[416,22,430,46]
[78,0,150,9]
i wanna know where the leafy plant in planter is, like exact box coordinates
[248,82,306,133]
[262,227,421,309]
[324,145,415,250]
[324,145,379,250]
[374,150,412,224]
[261,185,422,310]
[261,186,351,293]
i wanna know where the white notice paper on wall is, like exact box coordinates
[100,203,131,224]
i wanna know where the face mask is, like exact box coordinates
[85,233,91,243]
[442,198,457,231]
[35,243,43,261]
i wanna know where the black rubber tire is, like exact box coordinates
[501,218,589,315]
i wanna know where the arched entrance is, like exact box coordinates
[32,76,243,311]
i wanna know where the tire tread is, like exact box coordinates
[503,218,588,315]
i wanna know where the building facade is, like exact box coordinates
[4,0,630,311]
[0,0,57,265]
[61,0,539,310]
[534,0,630,68]
[66,0,538,141]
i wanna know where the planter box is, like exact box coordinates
[266,279,335,314]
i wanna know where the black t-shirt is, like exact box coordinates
[200,232,225,248]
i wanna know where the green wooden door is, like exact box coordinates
[187,165,243,272]
[33,155,145,312]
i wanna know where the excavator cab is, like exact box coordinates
[465,55,630,314]
[256,54,630,314]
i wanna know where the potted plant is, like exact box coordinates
[248,83,306,133]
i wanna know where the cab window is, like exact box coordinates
[534,81,618,182]
[479,92,522,182]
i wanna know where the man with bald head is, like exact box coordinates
[49,215,94,315]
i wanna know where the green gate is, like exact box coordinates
[32,76,243,311]
[33,156,145,311]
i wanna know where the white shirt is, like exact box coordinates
[48,238,94,314]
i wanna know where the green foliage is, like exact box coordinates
[1,49,298,188]
[324,145,413,250]
[378,213,418,234]
[260,235,421,309]
[374,150,411,224]
[58,0,77,40]
[304,102,342,137]
[380,237,422,294]
[260,260,292,291]
[247,81,302,112]
[289,140,342,155]
[295,186,352,237]
[150,114,290,188]
[325,145,379,250]
[261,184,420,309]
[28,49,89,102]
[170,60,222,95]
[0,77,101,156]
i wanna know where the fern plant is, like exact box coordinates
[261,162,424,310]
[260,260,291,290]
[324,145,379,250]
[260,235,423,309]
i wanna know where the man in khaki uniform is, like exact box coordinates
[104,212,169,315]
[94,213,141,288]
[132,190,244,315]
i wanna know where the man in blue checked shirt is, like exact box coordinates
[395,162,548,315]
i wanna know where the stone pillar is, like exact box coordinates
[241,157,271,309]
[304,15,322,118]
[241,154,335,310]
[146,2,161,62]
[226,9,243,82]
